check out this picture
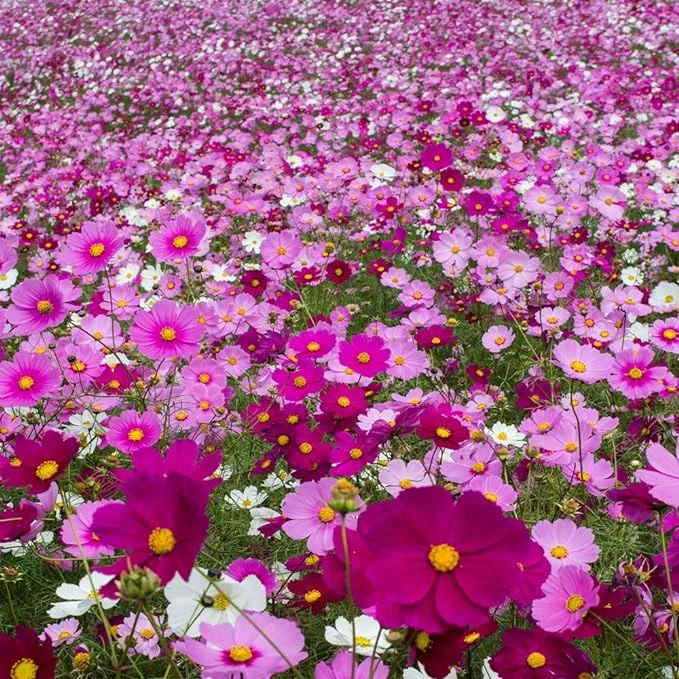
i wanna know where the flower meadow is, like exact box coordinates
[1,0,679,677]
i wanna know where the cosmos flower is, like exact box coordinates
[635,439,679,508]
[338,334,390,378]
[315,651,389,679]
[105,410,162,454]
[0,351,61,407]
[148,214,207,262]
[531,518,600,571]
[0,626,57,679]
[129,300,202,359]
[62,220,123,273]
[175,612,307,678]
[552,339,614,384]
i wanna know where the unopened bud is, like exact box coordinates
[117,566,161,601]
[329,478,359,514]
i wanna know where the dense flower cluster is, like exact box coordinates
[1,0,679,676]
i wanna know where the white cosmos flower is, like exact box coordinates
[1,530,54,556]
[140,266,164,291]
[486,105,506,122]
[370,163,397,183]
[486,422,526,448]
[165,569,266,637]
[242,231,264,254]
[48,572,117,619]
[404,663,458,679]
[324,615,391,656]
[650,281,679,311]
[620,266,643,286]
[227,486,268,509]
[482,658,502,678]
[0,269,18,290]
[115,263,141,285]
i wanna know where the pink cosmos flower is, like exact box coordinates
[378,459,432,497]
[118,612,169,658]
[552,339,614,384]
[176,613,307,678]
[289,328,336,360]
[467,474,517,511]
[261,231,301,269]
[608,345,663,400]
[62,220,123,273]
[531,518,600,571]
[7,275,78,335]
[432,229,473,269]
[497,252,540,288]
[282,478,360,555]
[0,352,61,407]
[338,334,390,378]
[635,440,679,508]
[562,455,615,497]
[129,300,202,359]
[421,143,452,171]
[591,186,626,220]
[523,185,558,215]
[441,443,502,485]
[315,652,389,679]
[385,340,428,379]
[482,325,516,354]
[60,500,122,558]
[650,318,679,354]
[105,410,162,454]
[42,619,81,647]
[273,360,325,401]
[532,565,600,633]
[148,214,206,262]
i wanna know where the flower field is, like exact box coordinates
[1,0,679,676]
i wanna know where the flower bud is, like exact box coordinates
[117,566,161,601]
[329,478,359,515]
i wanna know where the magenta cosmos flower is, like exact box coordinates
[148,214,206,262]
[272,360,325,401]
[490,628,596,679]
[91,472,209,585]
[531,518,600,571]
[650,318,679,354]
[0,352,61,407]
[357,487,534,632]
[63,220,123,273]
[636,440,679,508]
[129,300,202,359]
[7,275,78,335]
[282,478,360,555]
[552,339,614,384]
[338,334,390,378]
[177,613,307,678]
[532,565,600,633]
[1,431,79,494]
[608,345,664,400]
[105,410,162,453]
[0,625,57,679]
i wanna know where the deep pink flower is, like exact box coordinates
[176,613,307,678]
[62,220,123,273]
[273,360,325,401]
[416,405,468,450]
[148,214,206,262]
[289,328,336,359]
[0,503,38,543]
[7,275,78,335]
[0,352,61,407]
[0,625,57,679]
[338,334,390,378]
[91,472,209,585]
[421,143,452,171]
[129,300,202,359]
[608,345,663,400]
[650,318,679,354]
[1,431,79,494]
[105,410,162,454]
[357,487,534,632]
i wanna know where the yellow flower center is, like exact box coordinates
[299,442,313,454]
[214,593,230,610]
[277,434,290,446]
[304,589,322,603]
[355,635,372,647]
[494,336,506,345]
[526,652,546,669]
[10,659,38,679]
[276,246,287,255]
[57,630,73,640]
[36,300,53,314]
[128,427,145,442]
[628,367,643,379]
[349,448,363,459]
[564,441,577,453]
[148,527,176,555]
[428,543,460,572]
[73,653,91,672]
[435,427,451,439]
[71,360,86,373]
[464,632,481,644]
[337,396,351,407]
[484,492,498,503]
[356,352,370,364]
[18,376,35,390]
[551,545,569,559]
[160,326,176,341]
[471,462,486,474]
[198,373,210,383]
[306,341,321,352]
[663,329,677,340]
[400,478,412,489]
[566,594,585,612]
[293,376,307,388]
[318,506,335,523]
[89,242,106,257]
[140,628,155,640]
[229,646,254,663]
[394,355,405,365]
[35,460,59,480]
[569,360,587,373]
[172,235,188,249]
